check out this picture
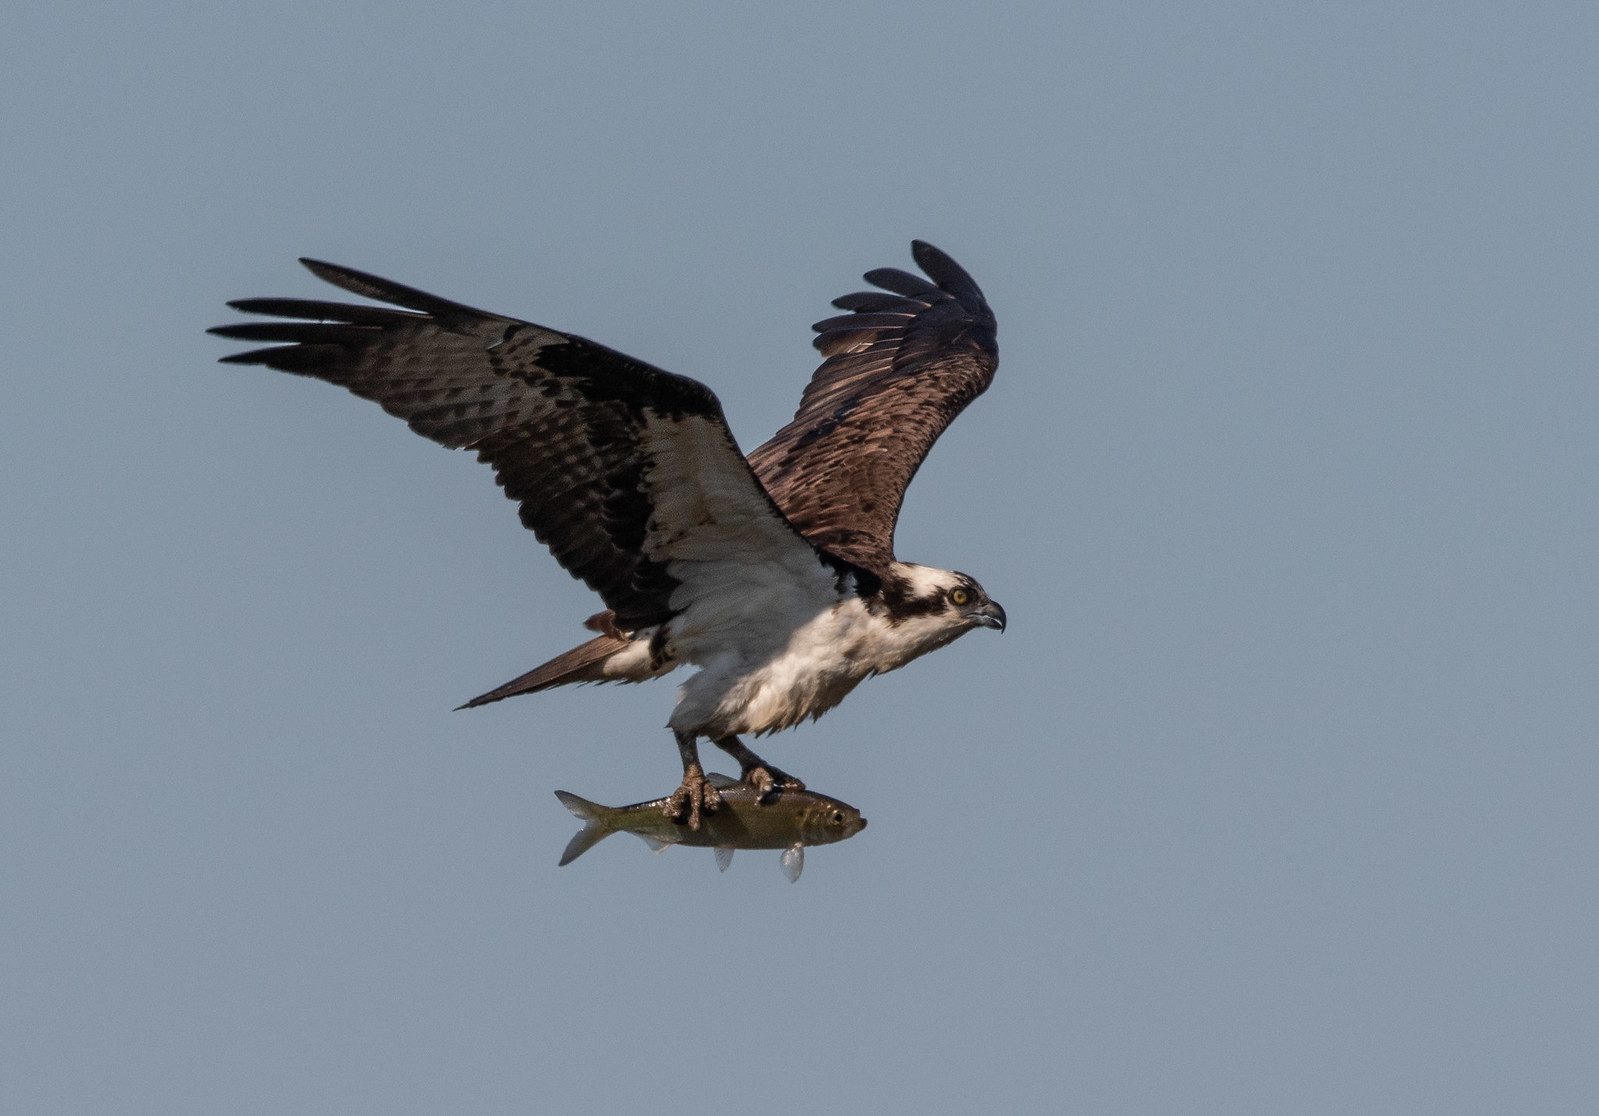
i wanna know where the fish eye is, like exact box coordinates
[832,811,844,824]
[950,587,971,606]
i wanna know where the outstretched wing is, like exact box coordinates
[210,259,823,630]
[746,241,998,573]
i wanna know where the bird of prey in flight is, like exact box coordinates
[211,241,1005,827]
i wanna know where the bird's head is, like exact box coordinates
[945,572,1007,632]
[875,563,1006,661]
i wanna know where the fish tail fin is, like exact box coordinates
[554,790,615,866]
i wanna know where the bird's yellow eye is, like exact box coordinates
[950,587,970,606]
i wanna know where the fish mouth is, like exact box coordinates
[971,600,1007,632]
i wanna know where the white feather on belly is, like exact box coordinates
[667,594,968,738]
[669,597,872,736]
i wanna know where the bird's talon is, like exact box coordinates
[744,765,805,803]
[665,767,720,829]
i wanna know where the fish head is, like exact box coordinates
[798,796,868,847]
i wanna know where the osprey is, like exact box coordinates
[211,241,1005,827]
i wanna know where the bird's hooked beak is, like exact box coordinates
[972,600,1007,632]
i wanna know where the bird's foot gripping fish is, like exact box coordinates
[665,738,807,825]
[555,774,866,882]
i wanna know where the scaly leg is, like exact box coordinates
[711,735,805,802]
[665,730,721,830]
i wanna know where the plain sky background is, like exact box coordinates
[4,2,1597,1112]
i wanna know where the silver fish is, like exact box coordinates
[555,774,867,882]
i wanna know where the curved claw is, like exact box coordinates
[744,765,806,804]
[664,765,721,830]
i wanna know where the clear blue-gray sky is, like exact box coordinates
[5,3,1597,1112]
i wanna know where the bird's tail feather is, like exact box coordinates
[554,790,615,866]
[457,635,633,710]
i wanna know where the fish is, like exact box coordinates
[554,773,867,882]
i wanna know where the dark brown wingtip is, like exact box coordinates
[297,257,347,282]
[294,257,491,326]
[862,266,939,299]
[297,257,400,302]
[910,241,988,309]
[909,239,954,276]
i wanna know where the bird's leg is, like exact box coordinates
[665,730,720,830]
[711,735,805,802]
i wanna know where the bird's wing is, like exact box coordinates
[211,259,831,630]
[745,241,999,573]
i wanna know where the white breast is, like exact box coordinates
[667,592,968,738]
[668,596,868,736]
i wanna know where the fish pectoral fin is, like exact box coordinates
[780,843,805,883]
[705,772,739,790]
[638,835,673,854]
[714,846,735,873]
